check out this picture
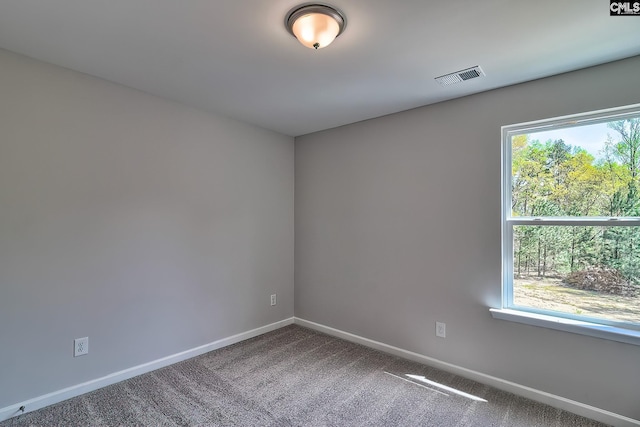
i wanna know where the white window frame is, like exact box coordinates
[491,103,640,346]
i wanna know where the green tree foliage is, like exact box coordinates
[606,118,640,181]
[511,122,640,286]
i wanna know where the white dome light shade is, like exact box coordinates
[292,13,340,49]
[286,4,346,50]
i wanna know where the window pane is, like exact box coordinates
[511,118,640,217]
[512,225,640,324]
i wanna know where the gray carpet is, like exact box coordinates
[1,325,608,426]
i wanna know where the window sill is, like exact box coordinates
[489,308,640,346]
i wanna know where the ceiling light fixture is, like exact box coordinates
[285,3,346,50]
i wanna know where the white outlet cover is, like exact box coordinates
[74,337,89,357]
[435,322,446,338]
[270,294,277,306]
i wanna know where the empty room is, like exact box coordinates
[1,1,639,426]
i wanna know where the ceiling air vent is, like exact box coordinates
[435,66,485,87]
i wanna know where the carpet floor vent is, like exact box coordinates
[435,66,485,86]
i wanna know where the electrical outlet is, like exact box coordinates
[74,337,89,357]
[270,294,277,306]
[435,322,446,338]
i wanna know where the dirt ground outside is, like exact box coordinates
[514,276,640,324]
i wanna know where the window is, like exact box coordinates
[494,104,640,344]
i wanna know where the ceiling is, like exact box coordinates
[0,1,638,137]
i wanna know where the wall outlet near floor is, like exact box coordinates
[270,294,277,306]
[435,322,446,338]
[74,337,89,357]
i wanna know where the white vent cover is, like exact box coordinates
[435,66,485,86]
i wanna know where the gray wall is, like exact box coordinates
[295,56,640,419]
[0,49,294,408]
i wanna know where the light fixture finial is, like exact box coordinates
[285,3,346,50]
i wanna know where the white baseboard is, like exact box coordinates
[0,317,295,422]
[294,317,640,427]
